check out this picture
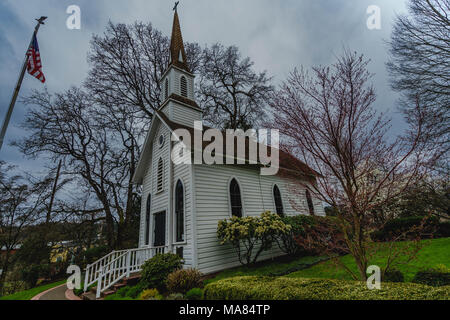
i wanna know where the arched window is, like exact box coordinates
[165,78,169,100]
[273,185,284,216]
[145,194,151,245]
[306,189,315,215]
[180,76,187,97]
[157,158,164,192]
[175,180,184,242]
[229,178,243,217]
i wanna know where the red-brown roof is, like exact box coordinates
[156,111,320,178]
[169,11,190,73]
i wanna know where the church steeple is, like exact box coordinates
[169,8,190,73]
[158,3,202,128]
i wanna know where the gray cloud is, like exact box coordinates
[0,0,409,172]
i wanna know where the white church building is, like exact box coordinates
[84,9,324,297]
[131,10,324,274]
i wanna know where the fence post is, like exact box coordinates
[96,268,103,299]
[83,265,90,292]
[126,251,131,278]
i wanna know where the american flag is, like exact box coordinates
[26,34,45,83]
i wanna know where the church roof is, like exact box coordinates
[169,10,190,73]
[155,110,321,179]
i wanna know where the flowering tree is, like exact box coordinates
[269,50,431,280]
[217,212,291,266]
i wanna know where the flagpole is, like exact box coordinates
[0,16,47,152]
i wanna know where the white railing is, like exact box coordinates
[84,246,167,298]
[83,249,128,292]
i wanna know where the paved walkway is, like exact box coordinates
[31,283,81,300]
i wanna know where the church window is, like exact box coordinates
[157,158,164,192]
[229,178,243,217]
[165,78,169,100]
[180,76,187,97]
[273,185,284,216]
[175,180,184,242]
[306,189,315,215]
[145,194,151,245]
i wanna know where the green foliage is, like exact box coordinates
[139,288,162,300]
[0,280,66,300]
[384,269,404,283]
[20,264,50,288]
[289,238,450,282]
[166,293,185,300]
[371,216,440,242]
[104,294,134,301]
[205,255,327,285]
[278,215,315,256]
[291,215,347,256]
[203,276,449,300]
[116,286,130,297]
[324,206,339,217]
[15,237,51,266]
[217,211,291,265]
[166,269,203,294]
[185,288,204,300]
[412,265,450,287]
[126,285,144,299]
[139,253,183,291]
[82,246,109,265]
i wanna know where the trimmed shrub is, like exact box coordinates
[383,269,404,283]
[186,288,203,300]
[139,288,162,300]
[278,215,315,256]
[371,216,440,242]
[203,276,449,300]
[412,265,450,287]
[292,216,347,256]
[116,286,130,297]
[166,293,185,300]
[140,253,183,291]
[438,221,450,238]
[126,285,144,299]
[217,211,291,266]
[166,269,203,294]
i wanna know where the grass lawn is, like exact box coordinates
[103,255,328,300]
[287,237,450,282]
[0,280,66,300]
[204,255,328,285]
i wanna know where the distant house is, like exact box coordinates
[49,241,83,263]
[0,244,22,257]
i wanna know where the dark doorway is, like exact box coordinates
[154,211,166,247]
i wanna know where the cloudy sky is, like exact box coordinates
[0,0,409,174]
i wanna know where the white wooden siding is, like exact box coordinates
[193,164,324,274]
[172,161,193,268]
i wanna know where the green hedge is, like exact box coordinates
[203,276,449,300]
[371,216,441,241]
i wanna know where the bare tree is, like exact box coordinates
[387,0,450,149]
[198,44,274,130]
[14,88,141,249]
[270,50,430,280]
[0,162,53,295]
[86,21,202,120]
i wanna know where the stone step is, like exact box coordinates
[81,291,97,301]
[113,283,126,290]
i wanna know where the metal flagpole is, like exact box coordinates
[0,16,47,152]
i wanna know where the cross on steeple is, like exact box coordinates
[173,1,180,12]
